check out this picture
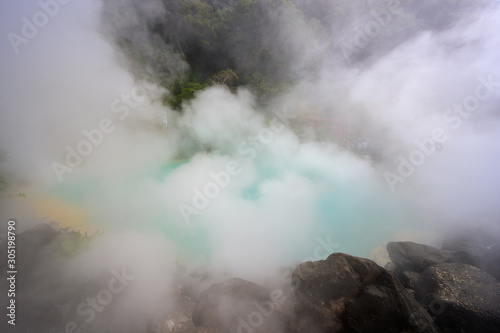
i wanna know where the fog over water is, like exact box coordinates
[0,0,500,330]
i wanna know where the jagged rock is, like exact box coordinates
[291,253,437,333]
[441,235,489,268]
[387,241,456,272]
[441,238,490,266]
[442,235,500,281]
[18,222,58,241]
[384,261,398,272]
[192,278,291,333]
[293,315,324,333]
[484,244,500,281]
[17,223,59,264]
[396,270,421,290]
[175,328,219,333]
[415,263,500,333]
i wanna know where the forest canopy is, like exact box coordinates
[101,0,487,109]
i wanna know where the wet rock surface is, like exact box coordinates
[192,278,291,333]
[483,244,500,281]
[442,236,500,281]
[291,253,437,333]
[3,224,500,333]
[387,241,456,272]
[415,263,500,333]
[387,232,500,333]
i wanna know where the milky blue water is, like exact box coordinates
[45,158,421,263]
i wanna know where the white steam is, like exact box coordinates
[0,0,500,331]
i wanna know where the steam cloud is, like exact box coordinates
[1,0,500,331]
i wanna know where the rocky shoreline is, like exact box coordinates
[1,224,499,333]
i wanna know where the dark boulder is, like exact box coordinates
[415,263,500,333]
[192,278,291,333]
[441,238,488,266]
[17,222,58,243]
[442,235,500,281]
[387,241,456,272]
[175,329,219,333]
[396,270,421,290]
[484,244,500,281]
[441,237,499,279]
[291,253,437,333]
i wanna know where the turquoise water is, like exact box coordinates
[45,158,417,263]
[45,160,214,261]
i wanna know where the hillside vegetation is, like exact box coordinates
[101,0,487,109]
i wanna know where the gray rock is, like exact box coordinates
[484,244,500,281]
[384,261,398,272]
[387,241,456,272]
[416,263,500,333]
[442,235,500,281]
[192,278,291,333]
[292,253,437,333]
[397,270,421,290]
[441,238,489,266]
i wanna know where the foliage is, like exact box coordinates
[165,72,209,110]
[211,69,239,89]
[243,72,292,103]
[182,0,221,41]
[105,0,308,106]
[0,148,27,199]
[7,191,25,198]
[52,230,105,260]
[103,0,444,107]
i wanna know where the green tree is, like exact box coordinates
[211,69,239,91]
[165,72,209,110]
[105,0,312,106]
